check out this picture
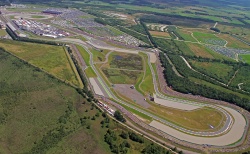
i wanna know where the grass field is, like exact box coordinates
[177,29,197,42]
[240,54,250,64]
[102,68,142,84]
[193,32,226,46]
[149,106,225,131]
[91,49,110,63]
[189,60,235,83]
[0,40,80,87]
[149,31,171,38]
[139,53,155,95]
[109,52,143,70]
[98,52,144,84]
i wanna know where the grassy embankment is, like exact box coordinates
[0,40,81,87]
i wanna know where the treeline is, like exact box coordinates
[159,52,250,111]
[141,21,157,47]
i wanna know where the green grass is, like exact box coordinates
[85,67,97,78]
[177,29,197,42]
[0,29,7,36]
[189,60,235,83]
[240,54,250,64]
[193,32,226,46]
[0,40,80,87]
[91,49,109,63]
[76,45,90,66]
[139,53,155,95]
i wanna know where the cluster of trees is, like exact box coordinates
[114,111,126,123]
[142,143,171,154]
[159,52,250,111]
[104,129,130,154]
[210,27,220,32]
[128,132,144,143]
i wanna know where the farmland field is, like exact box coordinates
[0,40,80,86]
[193,32,226,46]
[186,43,214,58]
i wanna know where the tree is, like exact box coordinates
[114,111,126,122]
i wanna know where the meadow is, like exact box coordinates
[0,40,80,87]
[188,60,235,83]
[193,32,226,46]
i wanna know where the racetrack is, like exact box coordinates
[149,106,246,146]
[153,94,201,111]
[56,37,247,147]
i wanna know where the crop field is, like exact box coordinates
[240,54,250,64]
[0,40,80,86]
[193,32,227,46]
[230,66,250,92]
[189,60,235,83]
[218,34,250,50]
[149,31,171,38]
